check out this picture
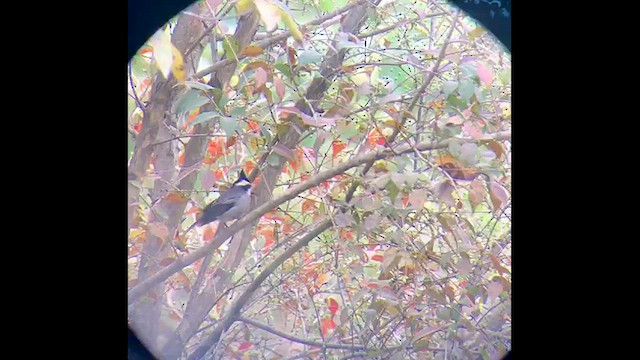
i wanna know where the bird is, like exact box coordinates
[184,170,252,233]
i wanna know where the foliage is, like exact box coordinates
[128,0,511,359]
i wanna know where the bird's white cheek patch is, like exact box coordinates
[236,179,251,187]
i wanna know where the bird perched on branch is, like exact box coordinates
[184,170,252,233]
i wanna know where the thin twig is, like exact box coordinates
[128,64,145,111]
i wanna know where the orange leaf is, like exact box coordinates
[326,297,339,317]
[214,169,225,180]
[178,152,185,166]
[203,226,216,242]
[366,129,386,147]
[489,254,511,275]
[302,199,316,213]
[315,273,330,289]
[240,45,264,57]
[165,191,188,204]
[247,120,260,132]
[287,46,297,65]
[485,140,506,160]
[332,141,347,159]
[260,226,275,243]
[226,135,237,148]
[321,318,336,335]
[185,207,200,216]
[435,154,479,180]
[244,161,256,175]
[243,60,271,74]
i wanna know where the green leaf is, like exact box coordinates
[267,153,281,166]
[458,80,475,103]
[275,63,292,79]
[184,81,216,91]
[190,111,221,127]
[229,106,246,118]
[174,90,210,114]
[442,81,458,95]
[448,139,463,158]
[386,180,400,202]
[446,94,467,109]
[298,50,323,65]
[300,132,316,147]
[219,116,240,136]
[499,69,511,85]
[319,0,346,12]
[223,37,240,60]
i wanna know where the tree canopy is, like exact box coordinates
[128,0,511,359]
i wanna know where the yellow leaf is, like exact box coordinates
[229,75,239,87]
[235,0,255,14]
[468,27,486,41]
[240,45,264,57]
[280,11,303,42]
[500,102,511,118]
[171,44,185,84]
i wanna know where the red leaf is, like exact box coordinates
[332,141,347,159]
[321,318,336,335]
[237,342,253,351]
[326,298,339,317]
[371,254,384,262]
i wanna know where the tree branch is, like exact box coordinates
[237,316,368,350]
[127,130,510,304]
